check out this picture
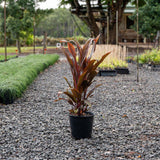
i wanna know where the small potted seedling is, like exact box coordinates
[113,59,129,74]
[98,62,117,76]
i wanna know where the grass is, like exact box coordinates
[0,55,17,61]
[0,54,59,104]
[0,46,58,54]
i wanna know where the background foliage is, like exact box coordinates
[131,0,160,40]
[35,8,90,38]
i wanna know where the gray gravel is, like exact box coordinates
[0,57,160,160]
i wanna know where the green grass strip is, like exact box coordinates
[0,55,18,61]
[0,54,59,104]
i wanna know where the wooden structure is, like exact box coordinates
[71,1,143,43]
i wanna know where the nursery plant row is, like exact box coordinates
[138,49,160,65]
[126,49,160,71]
[98,59,129,76]
[126,49,160,65]
[0,55,18,62]
[0,54,59,104]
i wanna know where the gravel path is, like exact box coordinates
[0,57,160,160]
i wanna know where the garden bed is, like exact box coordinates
[0,54,59,104]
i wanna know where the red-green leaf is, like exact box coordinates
[87,70,98,83]
[77,70,88,90]
[64,77,72,88]
[71,88,81,100]
[60,47,74,69]
[86,84,102,99]
[81,38,93,63]
[67,42,76,59]
[63,90,76,103]
[95,34,100,44]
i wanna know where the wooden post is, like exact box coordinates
[4,0,7,61]
[107,16,109,44]
[33,16,36,54]
[43,31,47,54]
[158,37,159,50]
[136,0,139,82]
[116,11,118,45]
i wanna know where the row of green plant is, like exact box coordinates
[131,49,160,65]
[0,54,59,104]
[0,36,88,47]
[35,36,88,46]
[99,59,128,70]
[0,47,31,54]
[136,49,160,65]
[0,46,57,54]
[0,55,17,61]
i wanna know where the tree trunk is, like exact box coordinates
[16,39,21,54]
[85,0,99,38]
[43,31,47,54]
[109,24,117,44]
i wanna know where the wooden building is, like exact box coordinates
[71,1,143,43]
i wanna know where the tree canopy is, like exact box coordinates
[131,0,160,40]
[0,0,53,52]
[35,8,90,38]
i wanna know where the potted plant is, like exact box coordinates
[98,62,117,76]
[113,59,130,74]
[56,35,110,139]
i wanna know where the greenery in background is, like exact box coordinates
[35,35,88,46]
[0,46,34,53]
[99,59,128,70]
[0,0,53,49]
[0,6,89,47]
[0,54,59,104]
[130,0,160,40]
[36,8,90,38]
[136,49,160,65]
[0,54,17,61]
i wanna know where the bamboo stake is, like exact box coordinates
[33,16,36,54]
[4,0,7,61]
[116,11,118,45]
[107,16,109,44]
[136,0,139,82]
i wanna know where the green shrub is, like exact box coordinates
[137,49,160,65]
[0,54,59,104]
[35,36,88,46]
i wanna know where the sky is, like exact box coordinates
[38,0,63,9]
[0,0,69,10]
[0,0,69,9]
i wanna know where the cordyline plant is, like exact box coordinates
[56,35,110,116]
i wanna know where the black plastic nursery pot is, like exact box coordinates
[151,64,160,71]
[98,69,117,76]
[115,68,129,74]
[69,112,94,140]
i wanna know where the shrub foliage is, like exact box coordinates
[0,54,59,104]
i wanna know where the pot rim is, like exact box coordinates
[69,111,94,118]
